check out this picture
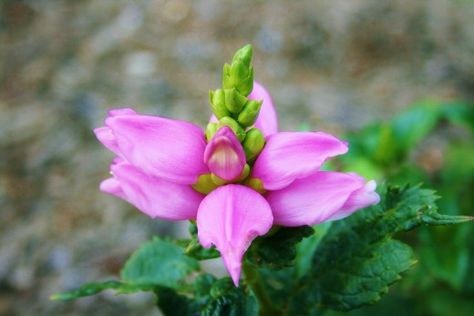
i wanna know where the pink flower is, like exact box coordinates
[94,82,380,286]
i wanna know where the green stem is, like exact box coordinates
[242,261,281,316]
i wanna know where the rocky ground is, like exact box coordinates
[0,0,473,315]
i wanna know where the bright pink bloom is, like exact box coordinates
[94,82,379,286]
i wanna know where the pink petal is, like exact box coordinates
[100,177,126,200]
[105,111,208,184]
[209,115,218,123]
[266,172,379,226]
[94,126,121,156]
[204,126,246,181]
[252,132,348,190]
[101,160,204,220]
[208,82,278,137]
[249,81,278,137]
[197,185,273,286]
[94,108,137,156]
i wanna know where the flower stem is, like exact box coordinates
[242,261,281,316]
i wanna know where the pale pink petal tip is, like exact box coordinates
[196,185,273,286]
[252,132,349,191]
[108,108,137,117]
[94,126,120,155]
[204,126,246,181]
[335,180,380,221]
[100,177,126,200]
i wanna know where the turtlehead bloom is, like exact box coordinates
[94,46,379,286]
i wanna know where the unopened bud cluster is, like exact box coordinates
[207,44,265,161]
[194,45,266,194]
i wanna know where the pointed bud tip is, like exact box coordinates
[233,44,253,65]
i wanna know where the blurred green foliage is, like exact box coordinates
[327,99,474,316]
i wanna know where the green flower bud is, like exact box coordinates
[224,88,247,114]
[242,128,265,161]
[205,122,219,141]
[238,100,262,127]
[218,116,245,142]
[209,89,230,119]
[192,174,219,194]
[223,45,254,96]
[211,173,227,186]
[245,177,266,194]
[237,164,250,182]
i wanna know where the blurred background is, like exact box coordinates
[1,0,473,315]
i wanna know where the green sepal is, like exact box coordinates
[237,164,250,182]
[238,100,262,127]
[211,173,227,185]
[192,173,219,194]
[243,128,265,161]
[245,177,266,194]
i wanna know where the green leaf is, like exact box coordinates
[314,239,415,311]
[121,237,200,288]
[201,278,258,316]
[246,226,315,269]
[155,276,258,316]
[50,281,153,301]
[295,222,332,278]
[289,184,472,313]
[155,287,196,316]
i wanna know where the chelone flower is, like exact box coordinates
[94,46,379,286]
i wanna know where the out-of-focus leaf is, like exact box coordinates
[390,100,441,155]
[288,185,472,313]
[419,225,470,290]
[121,237,200,288]
[246,226,314,269]
[337,156,384,181]
[423,287,474,316]
[440,100,474,133]
[373,122,399,164]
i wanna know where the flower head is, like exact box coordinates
[94,45,380,286]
